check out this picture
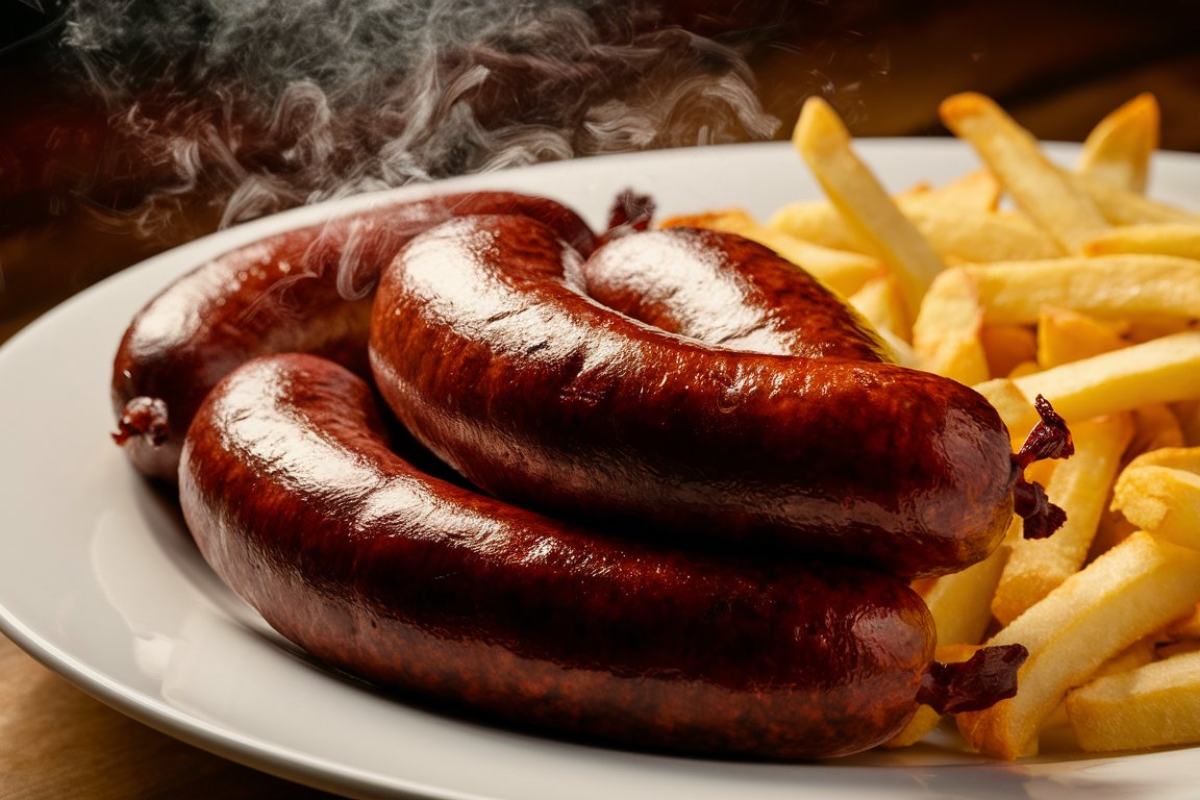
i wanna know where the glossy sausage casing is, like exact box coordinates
[112,191,596,482]
[180,353,936,758]
[581,225,891,361]
[369,215,1016,579]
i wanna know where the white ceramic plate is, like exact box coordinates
[2,141,1199,799]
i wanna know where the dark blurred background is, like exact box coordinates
[3,0,1200,344]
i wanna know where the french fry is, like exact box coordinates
[1066,649,1200,752]
[959,255,1200,327]
[793,96,945,324]
[767,200,864,252]
[911,267,989,384]
[848,274,908,340]
[1076,92,1159,195]
[658,209,884,297]
[956,532,1200,759]
[1083,223,1200,259]
[1127,404,1185,459]
[1073,171,1200,226]
[1011,331,1200,425]
[902,205,1063,263]
[913,169,1001,212]
[939,92,1109,253]
[1111,446,1200,549]
[1176,400,1200,446]
[991,415,1134,626]
[981,324,1037,379]
[1036,306,1128,369]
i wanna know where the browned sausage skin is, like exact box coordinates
[181,353,938,759]
[112,191,597,482]
[582,225,891,361]
[368,215,1017,579]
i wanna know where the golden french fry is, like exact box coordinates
[767,200,865,252]
[1073,171,1200,226]
[1112,446,1200,549]
[1066,649,1200,752]
[992,415,1134,626]
[1011,331,1200,426]
[1083,223,1200,259]
[848,274,908,340]
[911,267,989,383]
[919,169,1001,212]
[1036,306,1128,369]
[939,92,1109,253]
[903,205,1063,263]
[958,255,1200,327]
[1076,92,1159,195]
[658,209,885,297]
[793,96,945,324]
[980,324,1037,379]
[956,531,1200,759]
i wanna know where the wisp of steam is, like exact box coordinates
[62,0,782,237]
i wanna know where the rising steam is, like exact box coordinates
[61,0,781,235]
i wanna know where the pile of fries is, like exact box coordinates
[666,91,1200,759]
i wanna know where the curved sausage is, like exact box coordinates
[581,225,891,361]
[113,191,596,482]
[180,352,937,758]
[368,215,1017,579]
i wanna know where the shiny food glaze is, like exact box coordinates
[180,354,936,758]
[112,191,596,482]
[369,215,1016,579]
[581,226,891,360]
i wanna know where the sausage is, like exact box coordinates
[180,352,939,758]
[112,191,597,482]
[581,225,891,361]
[368,214,1017,579]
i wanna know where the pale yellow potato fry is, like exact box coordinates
[1165,606,1200,640]
[911,267,989,383]
[903,205,1064,263]
[992,415,1134,626]
[918,168,1001,212]
[926,515,1021,647]
[1066,649,1200,752]
[1084,223,1200,259]
[658,209,885,297]
[848,274,908,340]
[981,324,1037,379]
[1076,92,1159,195]
[1112,446,1200,549]
[960,255,1200,327]
[1036,306,1128,369]
[1073,171,1200,226]
[767,200,864,252]
[956,531,1200,760]
[939,92,1109,253]
[793,96,945,323]
[1011,331,1200,424]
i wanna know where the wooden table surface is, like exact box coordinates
[3,3,1200,797]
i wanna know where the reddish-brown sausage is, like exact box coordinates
[113,191,596,482]
[180,353,937,758]
[582,225,891,361]
[368,215,1017,579]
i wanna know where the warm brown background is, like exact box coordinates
[3,2,1200,796]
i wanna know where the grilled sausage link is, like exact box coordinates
[582,225,891,361]
[113,191,596,482]
[180,353,938,758]
[369,215,1017,579]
